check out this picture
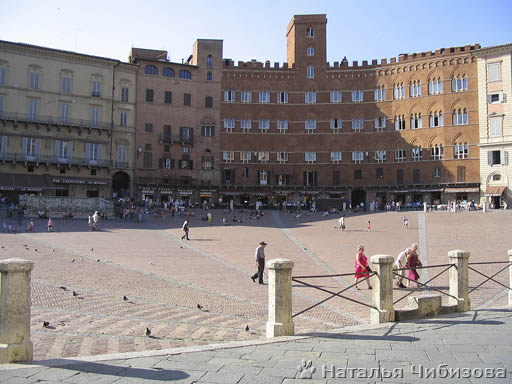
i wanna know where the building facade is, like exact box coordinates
[475,44,512,208]
[219,14,481,209]
[0,41,137,201]
[129,40,223,203]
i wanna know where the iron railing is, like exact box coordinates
[0,112,112,130]
[0,152,113,167]
[468,261,512,294]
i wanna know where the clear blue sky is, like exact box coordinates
[1,0,511,64]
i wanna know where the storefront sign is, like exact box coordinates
[53,178,108,185]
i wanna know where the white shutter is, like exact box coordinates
[488,151,492,165]
[374,118,378,128]
[504,151,509,166]
[85,143,91,161]
[501,149,506,165]
[98,144,102,161]
[1,136,7,154]
[382,117,386,127]
[68,141,73,161]
[35,138,41,159]
[418,117,422,129]
[499,92,504,103]
[439,80,443,93]
[440,114,444,126]
[55,140,60,159]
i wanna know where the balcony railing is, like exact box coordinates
[0,112,112,130]
[159,134,194,145]
[0,152,113,167]
[114,161,129,169]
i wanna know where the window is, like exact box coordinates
[201,123,215,137]
[92,81,101,97]
[28,99,38,120]
[330,90,342,103]
[0,96,3,117]
[162,67,175,77]
[429,111,444,127]
[91,107,100,127]
[121,87,129,102]
[352,90,363,103]
[240,151,252,163]
[22,138,40,160]
[163,125,172,141]
[394,115,405,130]
[145,123,153,132]
[55,140,72,162]
[396,149,406,162]
[184,93,191,106]
[206,55,213,68]
[397,169,404,184]
[376,168,384,179]
[409,80,422,97]
[143,151,152,168]
[223,151,234,162]
[119,111,127,126]
[160,157,174,169]
[375,116,386,131]
[374,150,387,163]
[146,89,154,102]
[304,171,317,187]
[452,74,468,92]
[306,27,314,37]
[330,151,342,164]
[454,143,468,159]
[85,143,101,163]
[224,118,235,132]
[413,169,420,184]
[430,144,444,160]
[354,169,362,179]
[258,119,270,132]
[332,171,340,185]
[164,91,172,104]
[452,108,468,125]
[0,136,7,158]
[201,156,214,170]
[307,47,315,56]
[61,76,71,94]
[331,118,342,132]
[60,103,70,123]
[304,152,316,163]
[493,174,501,181]
[179,70,191,80]
[205,96,213,108]
[352,118,363,132]
[259,170,268,185]
[488,92,504,104]
[411,147,422,161]
[258,90,270,103]
[433,167,440,178]
[306,65,314,78]
[277,152,288,163]
[29,72,40,90]
[305,90,316,104]
[0,67,5,85]
[241,89,252,103]
[488,63,501,82]
[457,166,465,182]
[207,71,212,81]
[242,167,249,178]
[393,83,404,99]
[277,91,288,103]
[258,151,269,163]
[352,151,364,163]
[428,77,443,95]
[164,144,170,152]
[410,113,422,129]
[374,86,386,102]
[277,120,288,133]
[224,89,236,102]
[489,116,503,137]
[305,119,316,133]
[241,119,252,133]
[179,127,193,141]
[277,174,289,186]
[145,65,158,75]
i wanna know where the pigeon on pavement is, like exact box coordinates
[245,325,249,332]
[59,286,67,291]
[72,291,78,297]
[123,296,128,301]
[197,304,203,310]
[145,327,151,336]
[43,321,50,328]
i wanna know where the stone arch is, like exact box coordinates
[486,172,509,188]
[407,103,418,115]
[428,134,444,147]
[451,131,464,145]
[449,97,465,111]
[410,137,422,147]
[425,101,438,115]
[449,65,462,79]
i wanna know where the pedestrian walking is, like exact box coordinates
[403,216,408,228]
[338,215,345,230]
[367,220,371,232]
[47,217,53,232]
[92,211,100,231]
[88,214,93,231]
[251,241,267,285]
[394,248,410,288]
[354,244,372,290]
[181,218,190,240]
[407,243,422,288]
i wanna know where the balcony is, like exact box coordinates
[114,161,129,169]
[0,153,113,167]
[159,134,194,145]
[0,112,112,131]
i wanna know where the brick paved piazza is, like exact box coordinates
[0,209,510,360]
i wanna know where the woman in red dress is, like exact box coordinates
[407,243,422,287]
[354,244,372,290]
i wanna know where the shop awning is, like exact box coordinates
[484,186,507,196]
[274,166,294,175]
[444,187,480,193]
[0,173,52,191]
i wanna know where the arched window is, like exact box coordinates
[454,142,468,159]
[179,70,191,80]
[409,80,422,97]
[493,174,501,181]
[428,77,443,95]
[145,65,158,75]
[207,71,212,81]
[207,55,213,69]
[306,27,314,37]
[452,74,468,92]
[394,115,405,131]
[410,113,422,129]
[429,111,444,127]
[393,83,404,100]
[205,96,213,108]
[431,144,444,160]
[162,67,175,77]
[452,108,468,125]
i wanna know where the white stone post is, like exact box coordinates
[0,258,34,363]
[423,202,427,212]
[370,255,395,324]
[448,250,471,312]
[508,250,512,306]
[266,258,294,337]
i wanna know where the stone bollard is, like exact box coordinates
[448,250,471,312]
[0,258,34,363]
[509,250,512,306]
[423,202,427,212]
[266,258,294,337]
[370,255,395,324]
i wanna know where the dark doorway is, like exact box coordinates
[351,190,366,211]
[112,171,130,198]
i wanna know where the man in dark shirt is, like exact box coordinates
[251,241,267,285]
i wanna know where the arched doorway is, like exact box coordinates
[351,189,366,211]
[112,171,130,198]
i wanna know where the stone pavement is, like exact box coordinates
[0,209,510,360]
[1,307,511,383]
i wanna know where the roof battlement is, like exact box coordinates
[223,59,296,70]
